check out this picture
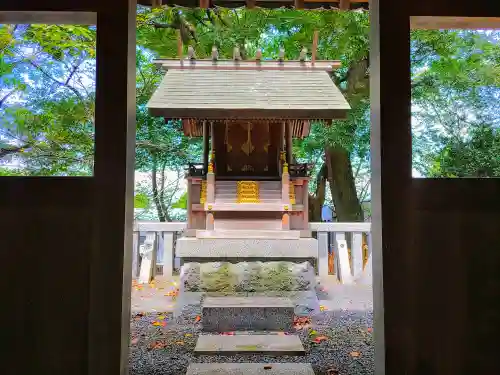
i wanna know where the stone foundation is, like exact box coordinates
[180,261,316,293]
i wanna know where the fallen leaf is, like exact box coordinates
[152,321,166,327]
[130,338,139,345]
[157,315,166,320]
[185,333,192,337]
[148,340,167,350]
[367,327,373,333]
[195,315,201,323]
[175,341,184,345]
[350,351,361,357]
[320,305,327,312]
[264,365,273,370]
[326,368,339,375]
[309,330,318,336]
[313,336,328,343]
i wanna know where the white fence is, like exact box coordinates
[132,221,372,283]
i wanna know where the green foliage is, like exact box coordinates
[171,192,188,209]
[134,192,150,209]
[411,30,500,178]
[2,10,498,222]
[0,24,96,175]
[427,126,500,178]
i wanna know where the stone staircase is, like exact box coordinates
[187,295,314,375]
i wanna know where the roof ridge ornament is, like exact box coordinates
[278,47,285,62]
[233,45,242,61]
[299,47,307,62]
[188,45,196,60]
[255,48,262,62]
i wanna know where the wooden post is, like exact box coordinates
[318,231,329,278]
[152,0,162,8]
[177,31,183,59]
[132,231,139,279]
[282,165,290,205]
[206,212,214,230]
[282,212,290,230]
[210,120,215,152]
[351,232,364,278]
[246,0,256,8]
[294,0,304,9]
[302,179,309,229]
[336,236,354,284]
[187,180,192,229]
[285,121,293,165]
[203,120,209,174]
[340,0,351,10]
[199,0,209,8]
[162,231,175,278]
[311,30,319,65]
[138,232,157,284]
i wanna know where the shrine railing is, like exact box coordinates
[289,163,313,177]
[185,162,205,177]
[132,221,372,284]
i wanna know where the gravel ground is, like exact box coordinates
[128,308,374,375]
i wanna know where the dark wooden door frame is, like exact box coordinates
[0,2,136,375]
[2,1,499,375]
[371,1,500,374]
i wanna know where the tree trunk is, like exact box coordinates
[326,146,364,222]
[308,163,327,222]
[151,154,167,222]
[159,159,171,222]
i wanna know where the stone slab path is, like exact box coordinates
[186,363,315,375]
[194,334,305,355]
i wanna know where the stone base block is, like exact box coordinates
[202,296,294,332]
[194,334,305,356]
[176,237,318,259]
[186,363,314,375]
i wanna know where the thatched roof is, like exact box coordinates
[147,59,350,122]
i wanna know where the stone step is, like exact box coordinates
[214,219,282,230]
[202,296,294,332]
[205,202,287,211]
[176,237,318,259]
[216,192,281,196]
[194,334,305,356]
[196,229,300,239]
[186,363,314,375]
[215,199,283,204]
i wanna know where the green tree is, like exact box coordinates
[0,24,96,175]
[410,29,500,178]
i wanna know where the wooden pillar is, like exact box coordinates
[132,231,139,279]
[281,122,285,150]
[285,121,293,165]
[302,179,309,229]
[294,0,304,9]
[203,120,209,174]
[187,179,192,229]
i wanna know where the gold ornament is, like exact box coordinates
[283,162,289,174]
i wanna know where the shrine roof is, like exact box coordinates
[147,59,350,121]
